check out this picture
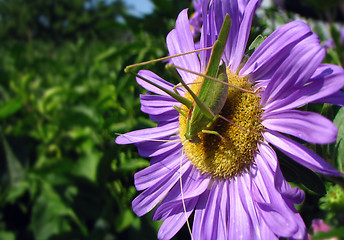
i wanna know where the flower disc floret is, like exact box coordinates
[179,71,263,178]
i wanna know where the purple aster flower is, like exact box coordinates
[308,219,339,240]
[190,0,202,37]
[324,38,335,50]
[117,0,344,239]
[190,0,261,39]
[311,219,332,233]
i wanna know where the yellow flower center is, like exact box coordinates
[179,69,263,178]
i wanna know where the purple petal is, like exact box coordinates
[157,197,198,240]
[238,174,261,239]
[132,160,191,217]
[282,187,305,205]
[217,180,229,239]
[310,64,344,80]
[166,9,200,83]
[154,167,199,240]
[228,177,254,239]
[257,143,305,204]
[153,169,210,220]
[136,135,181,157]
[134,150,183,191]
[240,21,312,78]
[238,0,248,14]
[192,188,210,239]
[289,215,308,240]
[261,223,279,240]
[199,0,212,70]
[115,121,178,144]
[262,110,337,144]
[264,71,344,112]
[136,70,178,95]
[254,79,269,89]
[253,153,299,237]
[140,94,179,121]
[198,180,222,239]
[140,94,179,115]
[263,130,342,176]
[308,64,344,106]
[315,91,344,107]
[212,0,240,66]
[230,0,260,72]
[260,34,324,106]
[257,202,298,237]
[252,145,306,239]
[149,114,179,123]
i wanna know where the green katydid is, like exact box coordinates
[125,14,232,143]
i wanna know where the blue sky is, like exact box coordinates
[125,0,154,16]
[103,0,154,16]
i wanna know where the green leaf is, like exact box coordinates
[334,107,344,172]
[6,181,30,203]
[0,97,22,119]
[0,132,25,186]
[248,34,265,51]
[0,231,15,240]
[115,209,135,232]
[246,35,266,57]
[319,184,344,213]
[327,48,342,67]
[119,158,150,172]
[37,86,66,114]
[95,47,118,62]
[31,181,86,240]
[71,150,102,182]
[61,105,101,128]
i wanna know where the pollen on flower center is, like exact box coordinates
[179,69,264,178]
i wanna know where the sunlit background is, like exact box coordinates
[1,0,344,239]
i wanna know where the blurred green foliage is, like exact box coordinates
[0,0,189,239]
[0,0,344,239]
[0,0,128,41]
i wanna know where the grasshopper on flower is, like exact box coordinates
[125,14,235,143]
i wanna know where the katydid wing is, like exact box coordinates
[182,14,231,142]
